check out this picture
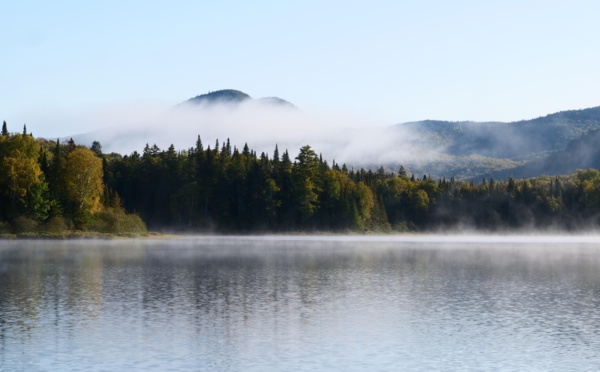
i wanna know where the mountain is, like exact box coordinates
[381,106,600,179]
[485,129,600,180]
[394,106,600,160]
[185,89,251,105]
[183,89,296,108]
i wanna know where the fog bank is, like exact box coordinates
[62,100,441,167]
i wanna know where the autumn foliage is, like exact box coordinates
[4,120,600,235]
[0,125,146,235]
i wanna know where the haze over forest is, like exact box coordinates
[68,89,600,181]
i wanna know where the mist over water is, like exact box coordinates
[1,236,600,371]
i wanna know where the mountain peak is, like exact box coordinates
[186,89,252,105]
[182,89,297,109]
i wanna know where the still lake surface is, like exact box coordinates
[1,235,600,371]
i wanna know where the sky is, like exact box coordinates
[2,0,600,138]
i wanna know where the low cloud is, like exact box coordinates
[63,100,441,167]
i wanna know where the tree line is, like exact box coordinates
[102,134,600,232]
[0,122,146,236]
[4,119,600,234]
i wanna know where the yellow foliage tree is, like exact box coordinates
[0,134,43,203]
[64,148,104,221]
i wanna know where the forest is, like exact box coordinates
[3,119,600,236]
[0,122,146,237]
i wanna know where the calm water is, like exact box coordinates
[1,236,600,371]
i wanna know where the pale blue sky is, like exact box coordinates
[2,1,600,136]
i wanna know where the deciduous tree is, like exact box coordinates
[64,148,104,225]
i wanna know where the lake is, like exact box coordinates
[1,236,600,371]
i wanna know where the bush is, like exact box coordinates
[0,221,12,234]
[13,216,39,234]
[89,208,147,235]
[43,216,69,234]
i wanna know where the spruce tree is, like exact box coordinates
[68,138,76,152]
[1,121,7,136]
[507,175,515,194]
[225,138,232,156]
[91,141,103,156]
[398,165,407,178]
[195,135,204,153]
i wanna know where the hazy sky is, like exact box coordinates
[2,0,600,137]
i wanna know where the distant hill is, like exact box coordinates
[377,106,600,179]
[394,106,600,161]
[183,89,296,108]
[485,129,600,180]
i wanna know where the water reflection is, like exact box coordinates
[0,238,600,370]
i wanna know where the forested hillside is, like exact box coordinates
[385,106,600,179]
[4,119,600,234]
[399,106,600,160]
[487,129,600,180]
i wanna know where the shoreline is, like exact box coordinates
[3,230,600,243]
[0,231,169,240]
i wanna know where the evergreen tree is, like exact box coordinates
[226,138,232,156]
[292,145,322,223]
[507,175,515,194]
[398,165,407,178]
[91,141,103,156]
[1,121,7,136]
[67,138,76,152]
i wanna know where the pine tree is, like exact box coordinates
[398,165,407,178]
[507,175,515,194]
[195,135,204,153]
[1,121,7,136]
[91,141,103,156]
[67,138,76,152]
[225,138,232,156]
[22,124,27,135]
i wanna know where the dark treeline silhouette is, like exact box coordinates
[102,135,600,232]
[103,138,380,231]
[4,119,600,234]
